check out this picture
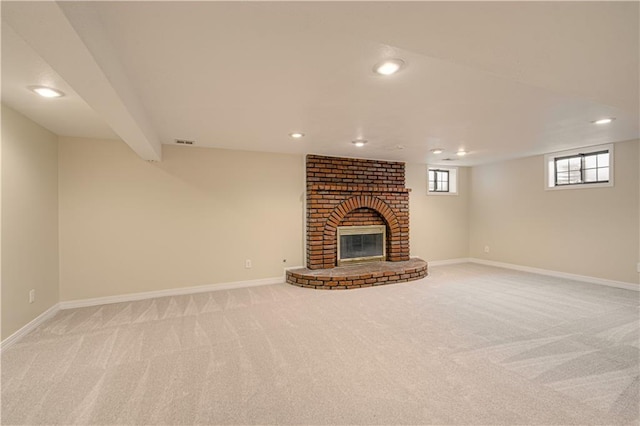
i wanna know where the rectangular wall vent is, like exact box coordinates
[175,139,195,145]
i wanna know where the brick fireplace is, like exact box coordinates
[286,154,427,289]
[306,155,410,269]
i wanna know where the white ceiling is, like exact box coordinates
[2,1,638,166]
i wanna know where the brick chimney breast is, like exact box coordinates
[305,155,411,270]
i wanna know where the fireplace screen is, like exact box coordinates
[337,225,386,265]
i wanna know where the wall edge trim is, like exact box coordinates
[1,304,61,352]
[6,259,635,351]
[427,258,472,266]
[469,258,639,291]
[59,276,284,310]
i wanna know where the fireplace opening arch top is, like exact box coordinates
[337,225,386,266]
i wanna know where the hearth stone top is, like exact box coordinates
[291,258,426,277]
[286,258,427,290]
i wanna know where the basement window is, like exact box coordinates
[545,144,614,190]
[428,166,457,195]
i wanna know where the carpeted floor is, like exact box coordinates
[2,263,639,425]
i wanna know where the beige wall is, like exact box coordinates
[58,138,304,301]
[1,105,59,339]
[2,108,635,334]
[469,139,640,284]
[408,163,470,261]
[58,140,473,301]
[28,131,638,306]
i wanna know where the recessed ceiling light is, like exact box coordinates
[593,118,615,125]
[289,132,305,138]
[373,59,405,76]
[431,148,444,154]
[29,86,65,98]
[456,150,467,156]
[352,139,368,147]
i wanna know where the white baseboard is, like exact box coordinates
[1,304,60,352]
[427,258,472,267]
[59,275,285,310]
[469,258,639,292]
[3,275,287,351]
[5,260,635,351]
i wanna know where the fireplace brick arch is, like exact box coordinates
[326,196,399,231]
[306,155,410,270]
[321,196,402,267]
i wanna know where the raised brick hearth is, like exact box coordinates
[286,154,427,289]
[287,258,427,290]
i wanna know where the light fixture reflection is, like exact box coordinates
[29,86,64,98]
[593,118,615,125]
[373,59,405,76]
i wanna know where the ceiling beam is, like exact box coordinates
[2,1,162,161]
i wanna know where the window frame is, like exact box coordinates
[429,169,450,192]
[427,166,458,195]
[544,144,614,191]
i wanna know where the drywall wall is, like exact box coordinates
[469,139,639,285]
[58,135,635,301]
[407,163,470,261]
[58,138,304,301]
[1,105,59,340]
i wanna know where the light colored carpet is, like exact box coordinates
[2,263,639,425]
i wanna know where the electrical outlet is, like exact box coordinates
[637,262,640,273]
[29,289,35,304]
[245,259,252,269]
[484,245,490,253]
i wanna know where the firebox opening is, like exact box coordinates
[337,225,386,266]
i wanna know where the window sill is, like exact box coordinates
[427,191,459,196]
[545,181,613,191]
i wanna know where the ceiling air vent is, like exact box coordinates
[175,139,195,145]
